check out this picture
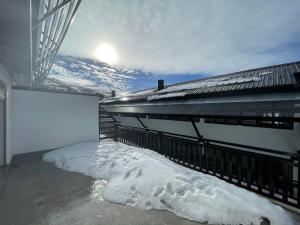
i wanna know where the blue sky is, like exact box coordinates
[59,0,300,79]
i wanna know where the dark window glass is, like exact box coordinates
[241,119,257,126]
[204,118,215,123]
[227,119,240,125]
[215,118,226,124]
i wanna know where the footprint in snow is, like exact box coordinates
[145,201,152,209]
[109,162,115,169]
[166,182,174,195]
[130,185,136,191]
[123,167,143,180]
[124,167,138,179]
[126,185,138,206]
[153,187,164,197]
[136,169,142,178]
[160,199,174,211]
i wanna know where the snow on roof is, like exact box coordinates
[100,88,156,103]
[157,76,262,94]
[101,61,300,104]
[147,92,186,101]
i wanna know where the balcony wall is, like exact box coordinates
[10,89,99,159]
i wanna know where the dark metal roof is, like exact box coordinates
[102,100,300,119]
[100,61,300,104]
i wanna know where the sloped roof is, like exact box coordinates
[101,61,300,104]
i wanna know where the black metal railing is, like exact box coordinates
[99,106,116,140]
[113,123,300,208]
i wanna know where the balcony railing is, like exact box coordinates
[112,123,300,208]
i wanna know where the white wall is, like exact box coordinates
[197,119,300,153]
[10,89,99,156]
[0,100,4,165]
[117,117,300,153]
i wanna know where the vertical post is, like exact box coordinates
[113,123,118,141]
[228,152,233,181]
[298,152,300,207]
[282,163,289,203]
[269,161,275,197]
[247,156,252,189]
[198,143,203,171]
[159,131,163,154]
[204,140,208,172]
[220,150,225,178]
[187,143,191,167]
[257,157,263,193]
[193,143,197,168]
[236,153,242,185]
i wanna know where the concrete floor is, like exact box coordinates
[0,153,202,225]
[0,152,299,225]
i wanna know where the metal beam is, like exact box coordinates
[190,118,202,138]
[32,0,73,28]
[136,117,148,129]
[31,0,82,87]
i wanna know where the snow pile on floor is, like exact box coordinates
[43,140,295,225]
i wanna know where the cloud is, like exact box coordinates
[60,0,300,75]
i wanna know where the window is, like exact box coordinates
[120,113,147,118]
[204,117,293,130]
[204,118,239,125]
[148,114,200,122]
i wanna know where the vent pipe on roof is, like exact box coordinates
[111,90,116,97]
[157,80,164,91]
[294,72,300,84]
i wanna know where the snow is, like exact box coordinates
[157,76,261,94]
[43,140,295,225]
[147,92,186,100]
[100,88,156,103]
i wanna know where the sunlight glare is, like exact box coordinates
[95,43,118,65]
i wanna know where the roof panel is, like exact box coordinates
[101,61,300,104]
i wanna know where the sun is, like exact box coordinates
[95,43,118,65]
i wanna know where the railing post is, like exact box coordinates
[145,129,149,149]
[159,131,163,154]
[113,123,118,142]
[198,142,203,171]
[297,151,300,208]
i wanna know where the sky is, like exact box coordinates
[60,0,300,76]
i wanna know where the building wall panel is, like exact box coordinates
[10,89,99,156]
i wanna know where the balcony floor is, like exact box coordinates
[1,150,300,225]
[0,152,201,225]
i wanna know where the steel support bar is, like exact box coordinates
[191,118,202,138]
[136,117,148,129]
[32,0,73,28]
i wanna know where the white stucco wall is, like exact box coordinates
[117,117,300,153]
[197,119,300,153]
[10,89,99,156]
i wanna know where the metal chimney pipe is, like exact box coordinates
[157,80,164,91]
